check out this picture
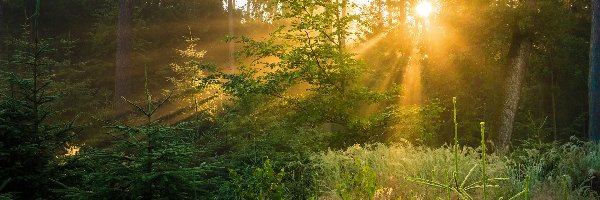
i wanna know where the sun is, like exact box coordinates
[416,2,433,18]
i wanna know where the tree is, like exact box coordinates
[497,0,536,153]
[497,31,532,153]
[0,1,3,41]
[227,0,235,69]
[591,0,600,141]
[197,0,399,147]
[60,69,212,199]
[0,0,74,198]
[115,0,134,117]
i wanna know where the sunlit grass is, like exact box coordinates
[311,135,600,199]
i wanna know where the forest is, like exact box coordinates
[1,0,599,199]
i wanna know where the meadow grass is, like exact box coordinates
[311,98,600,199]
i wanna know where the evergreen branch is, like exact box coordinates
[49,178,94,194]
[122,96,150,116]
[148,91,173,117]
[0,178,11,192]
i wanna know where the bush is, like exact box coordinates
[508,138,600,198]
[228,159,287,200]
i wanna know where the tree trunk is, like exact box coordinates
[246,0,251,17]
[227,0,235,69]
[386,0,393,26]
[0,1,3,38]
[339,0,347,49]
[498,32,532,153]
[0,1,4,59]
[551,68,557,141]
[590,0,600,141]
[497,0,537,153]
[376,0,384,29]
[115,0,134,117]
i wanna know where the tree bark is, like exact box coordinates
[376,0,384,29]
[0,1,4,59]
[498,31,532,153]
[551,68,558,141]
[0,1,3,38]
[246,0,251,17]
[590,0,600,141]
[115,0,134,117]
[497,0,537,153]
[339,0,347,49]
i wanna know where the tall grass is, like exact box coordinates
[312,143,512,199]
[311,98,600,199]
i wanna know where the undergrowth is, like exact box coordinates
[311,97,600,199]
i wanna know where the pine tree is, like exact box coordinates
[0,0,74,198]
[61,69,213,199]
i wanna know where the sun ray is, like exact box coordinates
[416,2,433,18]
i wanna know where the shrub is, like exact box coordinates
[228,159,287,200]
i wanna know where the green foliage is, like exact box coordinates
[350,101,445,146]
[0,194,12,200]
[59,124,211,199]
[312,98,599,199]
[198,0,391,146]
[335,159,377,200]
[169,34,224,118]
[0,1,597,199]
[313,143,503,199]
[0,179,12,200]
[58,78,213,199]
[229,159,287,200]
[508,138,600,198]
[210,111,324,199]
[406,98,510,200]
[312,142,600,199]
[0,4,75,198]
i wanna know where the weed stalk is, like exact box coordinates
[481,122,487,200]
[562,175,568,200]
[453,97,459,190]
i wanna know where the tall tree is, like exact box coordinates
[338,0,348,49]
[497,1,536,153]
[0,1,3,39]
[498,36,531,153]
[591,0,600,141]
[227,0,235,69]
[0,0,73,198]
[0,1,4,60]
[115,0,134,117]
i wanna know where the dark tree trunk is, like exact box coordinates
[0,1,3,37]
[498,27,532,153]
[339,0,347,49]
[0,1,4,59]
[497,0,536,153]
[590,0,600,141]
[551,68,558,141]
[115,0,134,117]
